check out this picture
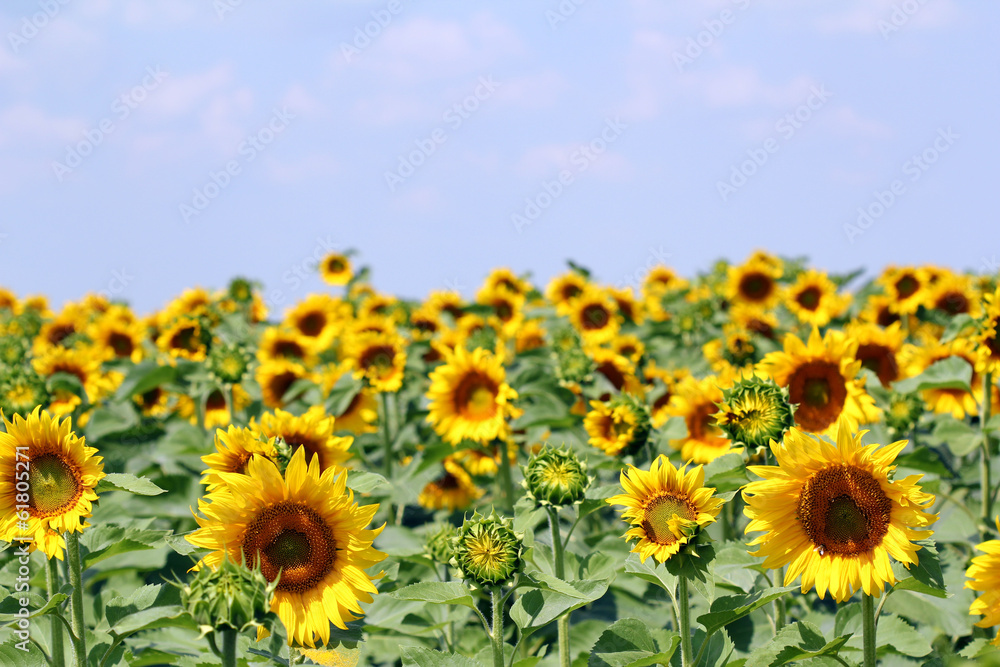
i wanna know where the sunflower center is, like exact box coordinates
[327,258,345,272]
[895,275,919,298]
[610,417,633,438]
[274,340,305,359]
[455,374,499,421]
[108,332,134,356]
[171,326,199,352]
[361,345,395,371]
[48,323,75,346]
[243,502,337,593]
[206,390,227,411]
[299,312,326,337]
[582,304,610,329]
[739,273,773,302]
[787,361,847,433]
[267,371,299,405]
[797,465,891,556]
[876,306,900,328]
[29,454,83,517]
[642,493,697,545]
[856,343,898,386]
[561,285,582,301]
[796,287,822,311]
[494,301,513,321]
[936,292,968,315]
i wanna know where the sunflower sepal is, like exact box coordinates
[521,445,592,508]
[661,531,717,581]
[451,509,524,588]
[175,552,279,639]
[715,376,795,450]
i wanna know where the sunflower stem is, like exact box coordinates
[496,439,515,512]
[380,392,396,523]
[220,628,237,667]
[46,556,66,667]
[678,576,693,667]
[862,592,877,667]
[981,371,995,530]
[547,507,571,667]
[65,531,87,667]
[490,586,506,667]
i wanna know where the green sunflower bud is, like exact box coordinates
[207,343,252,385]
[0,336,27,367]
[453,510,523,588]
[884,391,923,438]
[180,555,277,637]
[0,366,49,418]
[610,393,652,455]
[425,523,458,565]
[228,277,255,304]
[555,346,595,387]
[522,445,591,507]
[715,376,794,449]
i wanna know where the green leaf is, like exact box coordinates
[115,362,177,400]
[80,524,170,568]
[940,313,975,343]
[400,646,480,667]
[890,539,947,598]
[696,586,797,637]
[894,447,952,477]
[710,543,760,593]
[930,417,983,457]
[46,371,86,399]
[873,614,932,657]
[390,582,478,610]
[623,552,676,594]
[346,471,391,495]
[745,622,851,667]
[0,640,48,667]
[511,577,610,636]
[588,618,680,667]
[85,400,140,440]
[894,356,972,394]
[29,593,68,619]
[95,473,166,496]
[704,453,748,492]
[105,584,161,628]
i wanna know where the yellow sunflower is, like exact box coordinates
[346,331,407,393]
[284,295,347,350]
[163,287,213,321]
[482,267,530,296]
[584,400,640,457]
[320,365,380,435]
[32,346,108,415]
[133,385,172,418]
[588,347,645,399]
[966,518,1000,647]
[189,385,251,430]
[642,266,689,297]
[417,458,484,511]
[743,420,937,602]
[426,347,520,445]
[844,321,905,388]
[32,307,85,355]
[424,290,467,323]
[0,288,18,313]
[606,455,724,563]
[545,272,589,314]
[925,272,978,318]
[201,425,279,491]
[256,360,314,409]
[975,287,1000,375]
[0,408,105,559]
[783,270,849,327]
[251,406,353,472]
[569,287,621,345]
[727,254,783,309]
[901,337,995,419]
[878,266,930,315]
[257,327,319,367]
[730,303,779,340]
[514,319,547,354]
[644,362,689,429]
[858,294,903,329]
[320,252,353,286]
[156,316,207,362]
[611,334,645,364]
[758,329,880,436]
[408,305,442,341]
[188,449,386,648]
[88,308,146,363]
[607,286,645,325]
[666,375,741,464]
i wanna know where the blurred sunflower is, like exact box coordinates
[251,406,352,472]
[902,337,994,419]
[156,316,207,362]
[858,294,902,328]
[346,331,407,393]
[201,425,279,491]
[727,254,782,309]
[666,374,740,464]
[925,272,977,318]
[975,287,1000,375]
[730,303,779,340]
[32,345,106,415]
[426,347,520,445]
[482,267,530,296]
[845,321,905,387]
[879,266,930,315]
[584,397,649,457]
[966,518,1000,647]
[546,272,589,313]
[319,252,353,286]
[284,295,345,350]
[418,458,483,511]
[783,270,849,327]
[0,408,104,558]
[607,286,645,325]
[758,329,880,436]
[589,347,645,399]
[743,420,936,602]
[89,309,146,363]
[514,319,547,354]
[32,306,85,355]
[569,286,620,345]
[256,359,314,409]
[257,327,319,367]
[188,449,385,648]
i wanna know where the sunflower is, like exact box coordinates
[32,345,107,414]
[606,455,724,563]
[320,252,353,286]
[569,287,620,345]
[346,331,407,393]
[703,326,761,373]
[453,442,516,477]
[642,266,688,297]
[409,305,442,341]
[783,270,849,327]
[901,337,994,419]
[0,408,105,559]
[584,398,646,457]
[418,458,484,511]
[32,307,85,355]
[966,518,1000,647]
[743,420,937,602]
[611,333,645,364]
[426,347,520,445]
[588,347,645,399]
[758,329,880,436]
[730,303,779,340]
[88,307,146,363]
[545,272,589,314]
[878,266,929,315]
[975,287,1000,375]
[201,426,279,491]
[284,295,346,350]
[839,321,904,388]
[134,385,172,418]
[727,254,783,309]
[514,319,547,354]
[163,287,214,321]
[156,316,207,362]
[251,406,353,472]
[607,286,645,325]
[197,385,251,430]
[257,327,319,367]
[256,360,314,409]
[644,362,689,429]
[482,267,530,296]
[188,449,386,648]
[424,291,467,324]
[321,366,379,435]
[858,294,903,328]
[666,375,741,464]
[0,288,18,312]
[925,272,978,318]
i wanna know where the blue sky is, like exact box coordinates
[1,0,997,314]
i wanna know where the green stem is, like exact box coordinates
[65,532,87,667]
[46,557,66,667]
[496,439,515,512]
[775,567,787,631]
[678,576,693,667]
[220,628,237,667]
[982,371,995,529]
[547,508,571,667]
[862,592,877,667]
[490,586,506,667]
[380,392,396,522]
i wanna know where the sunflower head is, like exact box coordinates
[180,552,277,636]
[425,523,458,565]
[228,276,255,303]
[716,375,795,450]
[0,366,49,417]
[584,394,651,457]
[320,252,353,286]
[207,343,252,385]
[426,347,520,445]
[453,510,523,588]
[966,517,1000,647]
[883,391,923,438]
[523,445,591,507]
[0,336,27,367]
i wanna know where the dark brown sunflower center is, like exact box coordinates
[274,340,305,359]
[856,343,898,387]
[876,306,900,328]
[327,258,345,272]
[739,272,774,302]
[268,371,299,405]
[51,363,87,385]
[895,275,919,298]
[438,472,460,490]
[48,323,75,346]
[582,304,610,329]
[299,312,326,337]
[596,362,626,391]
[493,300,513,321]
[282,433,321,462]
[642,493,697,545]
[796,287,822,311]
[243,502,337,593]
[797,465,891,556]
[108,332,134,356]
[206,390,227,411]
[29,454,83,517]
[455,373,499,420]
[562,284,582,301]
[935,292,969,315]
[361,345,395,371]
[787,361,847,432]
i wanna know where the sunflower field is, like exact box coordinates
[2,251,1000,667]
